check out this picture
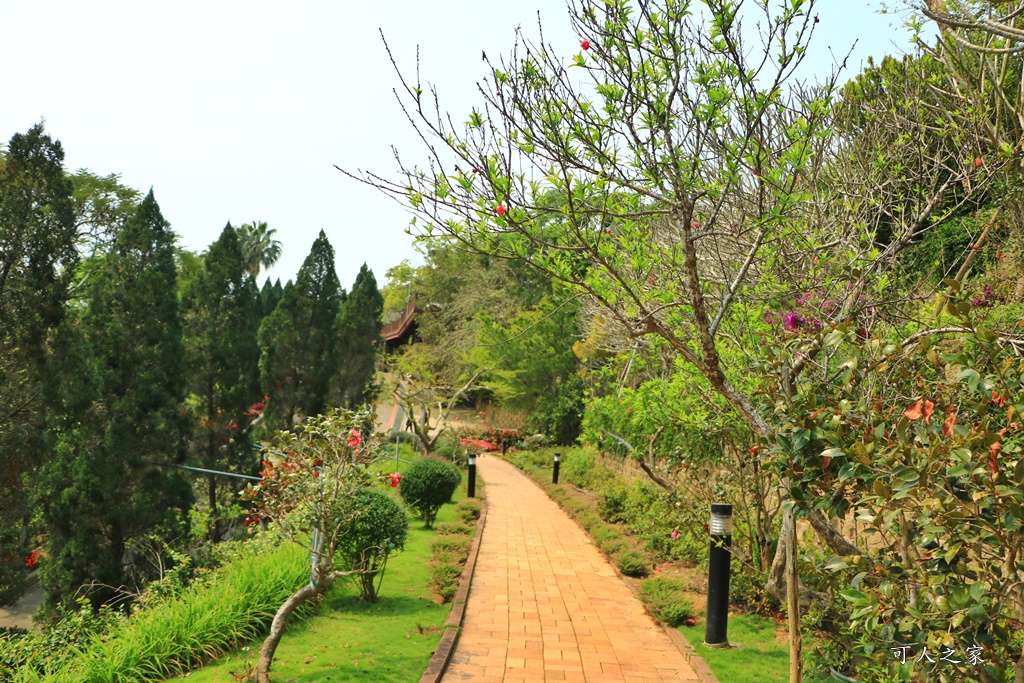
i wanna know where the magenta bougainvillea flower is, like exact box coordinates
[783,312,805,331]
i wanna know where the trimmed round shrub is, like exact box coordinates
[336,488,408,602]
[399,457,462,528]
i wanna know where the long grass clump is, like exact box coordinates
[19,541,309,683]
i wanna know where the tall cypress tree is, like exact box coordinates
[0,124,77,605]
[333,263,384,407]
[37,190,192,608]
[258,231,343,429]
[259,277,283,318]
[182,224,261,541]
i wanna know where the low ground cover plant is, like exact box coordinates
[427,498,482,604]
[638,576,693,627]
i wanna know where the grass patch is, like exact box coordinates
[173,471,477,682]
[679,614,829,683]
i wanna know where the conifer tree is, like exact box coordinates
[37,190,192,608]
[333,263,383,407]
[0,124,77,605]
[182,224,261,541]
[258,230,343,429]
[259,277,283,318]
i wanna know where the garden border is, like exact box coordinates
[511,456,722,683]
[418,493,488,683]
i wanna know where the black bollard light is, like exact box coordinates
[552,452,561,484]
[705,503,733,647]
[467,453,477,498]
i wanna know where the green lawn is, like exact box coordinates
[174,473,473,683]
[680,614,830,683]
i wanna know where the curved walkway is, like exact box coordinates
[442,456,697,683]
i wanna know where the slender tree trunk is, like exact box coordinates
[253,579,329,683]
[207,473,220,543]
[785,514,802,683]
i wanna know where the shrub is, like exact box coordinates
[455,498,482,524]
[435,522,473,536]
[599,538,627,556]
[431,536,472,565]
[429,562,463,603]
[561,447,615,489]
[336,488,409,602]
[399,457,462,528]
[615,549,649,577]
[638,577,693,627]
[517,433,546,451]
[387,430,419,445]
[433,431,468,465]
[597,484,629,523]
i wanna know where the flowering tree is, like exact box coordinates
[343,1,1024,680]
[241,409,394,683]
[348,0,860,616]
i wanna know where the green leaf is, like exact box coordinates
[824,556,849,571]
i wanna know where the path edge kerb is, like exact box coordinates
[511,457,722,683]
[418,491,487,683]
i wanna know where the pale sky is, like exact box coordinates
[1,1,922,291]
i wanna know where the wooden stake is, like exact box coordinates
[786,514,803,683]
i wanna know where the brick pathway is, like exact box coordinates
[442,456,698,683]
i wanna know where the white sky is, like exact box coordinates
[1,1,922,291]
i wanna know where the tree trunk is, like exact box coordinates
[208,472,220,543]
[785,514,802,683]
[766,509,836,609]
[253,579,328,682]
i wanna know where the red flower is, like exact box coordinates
[580,39,590,50]
[25,552,38,568]
[347,430,362,448]
[313,457,323,467]
[390,472,402,488]
[975,157,983,167]
[495,205,508,216]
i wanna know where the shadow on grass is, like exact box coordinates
[680,614,829,683]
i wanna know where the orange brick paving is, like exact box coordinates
[441,456,698,683]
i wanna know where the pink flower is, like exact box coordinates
[647,276,655,284]
[347,430,362,448]
[670,530,680,540]
[783,312,805,332]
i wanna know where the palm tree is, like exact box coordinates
[237,221,283,277]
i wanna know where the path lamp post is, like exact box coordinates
[552,452,561,484]
[705,503,733,647]
[467,451,477,498]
